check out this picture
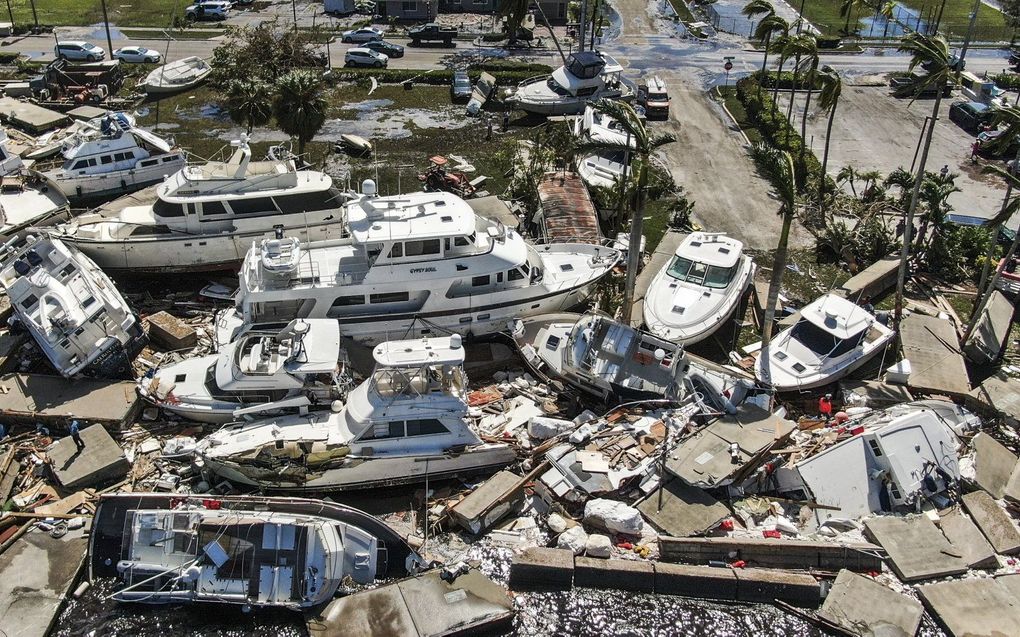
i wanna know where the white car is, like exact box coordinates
[342,27,383,43]
[344,48,388,68]
[112,46,162,64]
[54,41,106,62]
[185,0,230,20]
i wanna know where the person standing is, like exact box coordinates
[70,420,85,452]
[818,394,833,421]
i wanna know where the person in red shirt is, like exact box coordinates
[819,394,833,421]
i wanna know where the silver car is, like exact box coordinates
[345,48,388,68]
[113,46,162,64]
[342,27,383,43]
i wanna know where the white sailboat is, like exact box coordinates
[755,293,895,392]
[196,335,517,491]
[55,137,352,272]
[507,51,631,116]
[643,232,755,345]
[0,233,145,377]
[215,182,620,346]
[139,319,349,424]
[143,56,212,94]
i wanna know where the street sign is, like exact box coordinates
[724,61,733,71]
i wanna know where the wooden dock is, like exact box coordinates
[0,97,70,134]
[898,313,971,397]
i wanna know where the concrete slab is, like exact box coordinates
[899,313,971,398]
[963,290,1015,365]
[733,567,821,608]
[0,373,140,427]
[962,490,1020,555]
[145,311,197,351]
[574,556,655,592]
[917,576,1020,637]
[939,506,999,570]
[449,470,524,534]
[840,379,914,408]
[819,570,923,637]
[972,432,1020,501]
[969,372,1020,427]
[630,229,685,327]
[653,562,738,600]
[0,527,87,637]
[864,515,969,582]
[48,424,129,490]
[637,479,730,537]
[509,547,575,590]
[308,570,512,637]
[0,97,69,134]
[658,537,883,572]
[835,255,900,304]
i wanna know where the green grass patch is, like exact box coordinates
[7,0,182,27]
[796,0,1010,41]
[667,0,707,38]
[718,85,763,144]
[120,28,222,41]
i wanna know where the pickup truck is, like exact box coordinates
[408,23,457,47]
[889,73,955,98]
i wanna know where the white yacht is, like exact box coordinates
[507,51,632,116]
[214,182,620,347]
[55,138,352,272]
[196,335,518,491]
[0,233,145,378]
[35,112,186,203]
[0,131,69,235]
[139,319,349,424]
[573,105,637,190]
[755,293,895,392]
[643,232,755,345]
[512,312,755,411]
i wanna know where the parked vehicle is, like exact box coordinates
[344,47,387,68]
[341,27,383,43]
[638,76,670,118]
[54,41,105,62]
[112,46,162,64]
[451,70,472,101]
[408,23,457,46]
[949,100,996,133]
[185,1,230,20]
[890,73,955,98]
[363,40,404,58]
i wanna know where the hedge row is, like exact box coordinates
[755,70,822,91]
[993,72,1020,91]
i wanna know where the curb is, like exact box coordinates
[713,86,753,147]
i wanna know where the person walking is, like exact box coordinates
[70,420,85,452]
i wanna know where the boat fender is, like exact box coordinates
[330,399,343,412]
[75,185,82,198]
[121,179,127,190]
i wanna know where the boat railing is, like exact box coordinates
[517,74,550,88]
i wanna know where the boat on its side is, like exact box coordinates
[511,312,756,412]
[755,293,895,392]
[573,106,636,189]
[643,232,755,346]
[144,56,212,94]
[139,319,349,423]
[507,51,632,116]
[196,335,517,491]
[89,492,423,608]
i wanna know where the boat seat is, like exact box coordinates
[243,341,265,373]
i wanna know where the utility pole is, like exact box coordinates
[577,0,588,53]
[99,0,113,57]
[292,0,298,31]
[27,0,37,29]
[4,0,13,28]
[957,0,982,72]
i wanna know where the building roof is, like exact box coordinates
[536,171,601,244]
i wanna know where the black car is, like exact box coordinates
[949,100,996,133]
[450,71,472,101]
[363,40,404,58]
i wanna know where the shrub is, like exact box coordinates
[816,35,842,50]
[993,72,1020,91]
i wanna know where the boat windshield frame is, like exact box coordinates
[665,255,736,289]
[789,318,868,359]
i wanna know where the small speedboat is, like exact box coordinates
[643,232,755,345]
[755,293,895,392]
[337,134,372,155]
[143,56,212,94]
[506,51,631,116]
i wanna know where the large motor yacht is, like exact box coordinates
[0,131,69,236]
[196,335,518,491]
[643,232,756,345]
[755,293,895,391]
[139,319,349,424]
[54,137,352,272]
[0,233,145,378]
[507,51,632,116]
[214,182,620,346]
[573,105,637,189]
[36,112,186,204]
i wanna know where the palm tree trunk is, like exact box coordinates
[785,56,800,146]
[818,99,838,207]
[799,65,816,168]
[771,57,786,118]
[758,33,771,97]
[762,207,794,346]
[844,9,851,35]
[621,159,648,325]
[894,86,944,324]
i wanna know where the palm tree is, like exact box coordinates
[983,106,1020,157]
[574,99,676,324]
[893,32,954,323]
[837,164,859,197]
[753,14,789,97]
[879,1,896,41]
[499,0,531,44]
[792,35,819,163]
[272,70,328,158]
[224,78,273,135]
[914,169,960,256]
[858,169,883,199]
[769,27,793,117]
[839,0,864,35]
[816,66,842,206]
[749,143,797,349]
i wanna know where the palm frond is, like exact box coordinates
[753,14,788,41]
[741,0,775,19]
[750,143,796,211]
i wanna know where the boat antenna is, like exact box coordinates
[155,0,182,129]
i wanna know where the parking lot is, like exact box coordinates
[781,85,1011,225]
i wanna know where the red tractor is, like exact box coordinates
[418,156,476,198]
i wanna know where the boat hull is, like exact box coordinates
[54,162,187,205]
[756,333,896,392]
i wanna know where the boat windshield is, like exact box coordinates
[665,256,735,289]
[790,319,866,358]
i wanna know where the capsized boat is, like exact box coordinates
[0,233,145,377]
[0,130,69,235]
[89,492,424,608]
[143,56,212,94]
[507,51,632,116]
[139,319,351,424]
[755,293,895,392]
[55,137,353,272]
[573,105,636,189]
[511,312,756,412]
[35,112,186,203]
[214,182,620,347]
[196,335,517,491]
[643,232,755,345]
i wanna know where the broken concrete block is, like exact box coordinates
[584,498,644,535]
[819,570,923,635]
[584,534,612,558]
[557,525,588,555]
[527,416,574,440]
[48,424,129,489]
[146,311,197,351]
[962,490,1020,555]
[509,547,575,590]
[547,513,567,534]
[449,470,524,535]
[972,433,1020,501]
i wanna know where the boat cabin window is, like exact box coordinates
[665,256,736,289]
[202,201,228,216]
[20,294,38,310]
[404,239,441,257]
[276,190,342,212]
[101,155,113,165]
[472,275,489,287]
[140,159,159,168]
[790,319,866,358]
[406,419,448,436]
[509,268,525,282]
[251,299,315,322]
[567,52,605,79]
[370,292,409,304]
[229,197,276,216]
[359,418,449,441]
[163,156,177,163]
[388,243,402,258]
[71,158,98,170]
[114,151,135,162]
[153,199,185,218]
[332,295,364,307]
[454,234,474,247]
